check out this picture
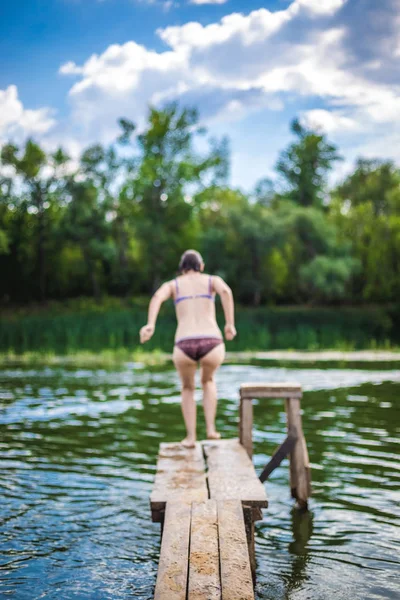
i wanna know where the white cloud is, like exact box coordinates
[55,0,400,164]
[300,109,359,133]
[59,61,82,75]
[0,0,389,186]
[294,0,347,16]
[0,85,56,143]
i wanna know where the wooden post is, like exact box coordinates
[240,383,311,508]
[285,397,311,508]
[243,507,256,583]
[239,397,253,459]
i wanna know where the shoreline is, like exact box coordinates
[224,350,400,363]
[1,349,400,368]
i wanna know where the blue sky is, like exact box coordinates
[1,0,400,189]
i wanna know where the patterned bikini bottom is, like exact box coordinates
[175,336,223,362]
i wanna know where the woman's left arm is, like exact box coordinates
[139,282,172,343]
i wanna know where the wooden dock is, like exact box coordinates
[150,383,311,600]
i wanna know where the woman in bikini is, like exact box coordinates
[139,249,236,448]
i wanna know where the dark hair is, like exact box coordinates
[179,250,203,273]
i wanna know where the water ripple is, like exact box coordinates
[0,364,399,599]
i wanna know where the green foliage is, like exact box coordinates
[0,229,8,254]
[276,119,342,207]
[62,179,116,299]
[332,160,400,302]
[0,302,396,354]
[299,256,360,302]
[335,158,400,216]
[0,106,398,315]
[0,139,69,301]
[121,103,227,290]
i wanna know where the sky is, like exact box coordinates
[1,0,400,190]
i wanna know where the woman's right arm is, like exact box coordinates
[140,281,173,343]
[213,276,237,341]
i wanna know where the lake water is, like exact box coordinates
[0,361,399,600]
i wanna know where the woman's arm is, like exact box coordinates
[213,276,237,341]
[139,281,172,343]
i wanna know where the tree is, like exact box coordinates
[299,256,359,303]
[0,141,69,300]
[0,176,11,255]
[335,158,400,217]
[121,104,228,291]
[253,177,276,207]
[277,203,359,303]
[196,187,285,305]
[276,119,341,208]
[62,147,117,300]
[332,160,400,302]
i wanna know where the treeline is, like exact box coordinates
[0,104,399,307]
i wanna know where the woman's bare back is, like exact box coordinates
[171,272,222,341]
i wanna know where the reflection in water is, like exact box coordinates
[284,509,314,597]
[0,363,399,599]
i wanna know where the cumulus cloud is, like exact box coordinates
[12,0,395,173]
[59,1,352,141]
[60,0,398,129]
[295,0,347,16]
[0,85,56,143]
[300,109,359,133]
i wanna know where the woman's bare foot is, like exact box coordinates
[207,431,221,440]
[181,437,196,448]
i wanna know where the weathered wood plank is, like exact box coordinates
[151,442,208,522]
[285,398,311,507]
[188,500,221,600]
[154,502,191,600]
[218,500,255,600]
[239,398,253,458]
[243,507,256,583]
[240,382,302,400]
[259,432,297,483]
[203,439,268,509]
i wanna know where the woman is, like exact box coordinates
[139,249,236,448]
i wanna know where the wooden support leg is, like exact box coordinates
[240,398,253,459]
[243,507,256,584]
[160,512,165,540]
[285,397,311,508]
[259,432,297,483]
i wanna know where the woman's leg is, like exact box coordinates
[199,343,225,439]
[173,346,198,448]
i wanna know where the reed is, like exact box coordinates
[0,300,398,354]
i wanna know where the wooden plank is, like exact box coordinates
[285,397,311,508]
[218,500,255,600]
[240,382,302,400]
[154,501,191,600]
[239,398,253,458]
[151,442,208,522]
[188,501,221,600]
[259,432,296,483]
[203,439,268,509]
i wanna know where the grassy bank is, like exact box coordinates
[0,348,170,368]
[1,298,399,355]
[1,349,400,370]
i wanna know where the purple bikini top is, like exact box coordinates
[174,275,214,305]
